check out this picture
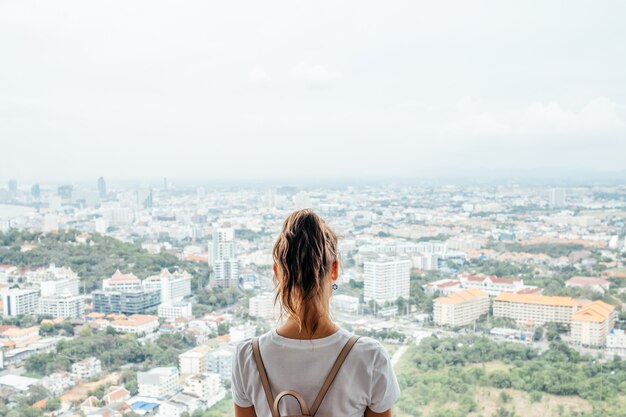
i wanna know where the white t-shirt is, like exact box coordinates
[232,328,401,417]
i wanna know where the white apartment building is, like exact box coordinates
[331,294,359,314]
[211,224,239,288]
[1,288,39,316]
[38,294,85,319]
[179,345,210,375]
[433,288,489,327]
[40,277,79,297]
[607,329,626,357]
[71,357,102,380]
[214,259,239,289]
[207,348,233,382]
[138,367,180,399]
[143,268,192,303]
[183,373,225,405]
[412,254,439,271]
[363,257,411,304]
[230,324,256,343]
[493,293,577,326]
[211,224,236,264]
[102,270,142,292]
[249,293,278,319]
[158,302,192,322]
[570,300,616,347]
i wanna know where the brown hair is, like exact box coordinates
[272,209,338,334]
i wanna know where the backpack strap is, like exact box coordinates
[251,337,279,417]
[309,335,360,417]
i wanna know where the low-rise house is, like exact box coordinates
[40,371,75,396]
[111,314,159,335]
[102,385,130,405]
[0,326,40,348]
[565,276,611,294]
[72,357,102,380]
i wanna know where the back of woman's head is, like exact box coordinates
[272,209,338,333]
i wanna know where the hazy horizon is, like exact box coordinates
[2,1,626,182]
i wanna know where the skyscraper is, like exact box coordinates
[136,188,153,209]
[211,223,239,288]
[31,184,41,199]
[97,177,107,198]
[549,188,566,209]
[7,179,17,195]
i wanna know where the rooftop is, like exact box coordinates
[434,288,488,305]
[572,300,615,323]
[495,293,577,307]
[566,276,610,286]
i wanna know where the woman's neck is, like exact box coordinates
[276,316,339,340]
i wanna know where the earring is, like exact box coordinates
[332,283,338,291]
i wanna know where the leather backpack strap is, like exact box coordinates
[252,338,279,417]
[309,335,360,417]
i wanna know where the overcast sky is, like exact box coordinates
[1,1,625,183]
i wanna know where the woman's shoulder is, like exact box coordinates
[351,334,390,361]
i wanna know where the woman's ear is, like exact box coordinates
[331,261,339,281]
[273,263,278,277]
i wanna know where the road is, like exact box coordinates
[391,345,409,368]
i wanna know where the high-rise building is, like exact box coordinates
[212,224,236,262]
[57,184,73,199]
[213,260,239,288]
[7,179,17,195]
[549,188,566,209]
[363,257,411,304]
[211,223,239,288]
[136,188,153,210]
[1,288,39,316]
[31,184,41,199]
[97,177,107,198]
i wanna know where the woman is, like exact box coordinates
[232,209,400,417]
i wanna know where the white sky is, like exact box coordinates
[1,1,625,182]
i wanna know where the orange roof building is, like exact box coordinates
[571,300,616,347]
[494,293,577,326]
[433,288,489,327]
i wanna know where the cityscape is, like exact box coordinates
[0,178,625,417]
